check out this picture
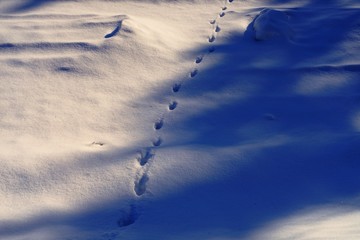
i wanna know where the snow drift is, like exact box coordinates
[253,8,293,41]
[0,0,360,239]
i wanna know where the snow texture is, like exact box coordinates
[253,8,293,41]
[0,0,360,239]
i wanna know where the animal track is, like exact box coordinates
[208,35,216,43]
[173,83,181,93]
[152,137,162,147]
[168,101,178,111]
[154,118,164,130]
[190,69,198,78]
[195,55,203,64]
[128,1,231,228]
[134,173,149,196]
[137,148,154,166]
[117,204,139,227]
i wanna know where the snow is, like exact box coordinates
[0,0,360,239]
[253,9,293,41]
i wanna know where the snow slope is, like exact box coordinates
[0,0,360,239]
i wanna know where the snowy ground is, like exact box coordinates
[0,0,360,239]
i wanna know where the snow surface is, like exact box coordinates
[253,9,293,41]
[0,0,360,239]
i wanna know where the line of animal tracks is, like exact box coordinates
[118,0,235,228]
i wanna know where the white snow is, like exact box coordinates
[0,0,360,239]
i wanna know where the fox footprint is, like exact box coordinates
[154,119,164,130]
[169,101,178,110]
[137,148,154,166]
[134,173,149,196]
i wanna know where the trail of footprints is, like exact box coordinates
[120,0,234,227]
[133,0,233,199]
[133,0,233,197]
